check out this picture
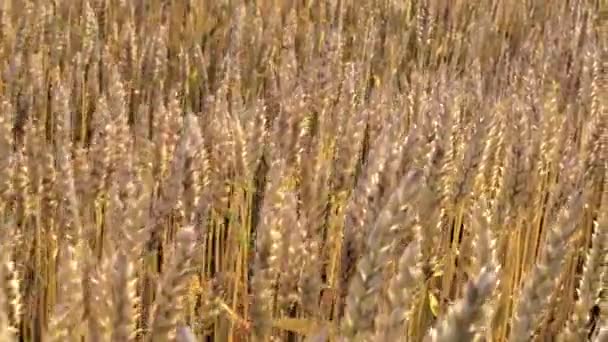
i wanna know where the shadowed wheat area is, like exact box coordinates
[0,0,607,341]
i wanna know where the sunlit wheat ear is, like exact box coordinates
[341,127,393,301]
[425,267,498,342]
[81,0,98,61]
[54,78,85,240]
[0,98,14,204]
[417,121,447,250]
[580,112,605,185]
[333,65,368,192]
[0,284,12,340]
[596,177,608,329]
[453,115,488,205]
[106,66,131,174]
[181,113,208,225]
[469,200,498,274]
[82,253,112,342]
[147,226,197,342]
[89,96,112,198]
[2,255,20,337]
[0,243,16,341]
[126,174,154,339]
[47,244,84,342]
[276,190,302,312]
[297,136,330,319]
[559,214,607,341]
[227,108,249,179]
[148,116,187,228]
[374,240,422,341]
[299,235,323,318]
[341,171,421,340]
[111,251,138,342]
[509,192,583,342]
[250,160,287,341]
[467,199,501,340]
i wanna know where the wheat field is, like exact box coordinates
[0,0,606,341]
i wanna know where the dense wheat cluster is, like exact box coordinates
[0,0,607,341]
